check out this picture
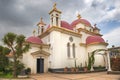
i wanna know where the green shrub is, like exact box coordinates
[25,68,31,75]
[16,61,25,75]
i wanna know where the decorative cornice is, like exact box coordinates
[25,42,50,48]
[31,50,50,57]
[87,42,108,46]
[80,42,108,47]
[39,26,82,38]
[49,9,62,14]
[80,43,86,47]
[77,28,102,36]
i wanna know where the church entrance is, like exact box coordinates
[37,58,44,73]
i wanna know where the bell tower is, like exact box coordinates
[37,17,46,35]
[49,3,61,27]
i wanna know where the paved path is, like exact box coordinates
[30,72,120,80]
[0,72,119,80]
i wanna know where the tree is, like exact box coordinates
[0,46,11,72]
[2,32,30,77]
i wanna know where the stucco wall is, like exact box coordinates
[49,30,89,69]
[22,46,49,74]
[22,47,39,74]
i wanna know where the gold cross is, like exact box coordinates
[77,13,81,19]
[53,2,57,9]
[40,17,43,22]
[33,29,36,36]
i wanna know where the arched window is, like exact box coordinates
[72,43,75,58]
[56,17,58,26]
[67,43,70,58]
[51,18,53,24]
[41,26,44,33]
[56,14,59,26]
[51,14,53,25]
[90,29,91,32]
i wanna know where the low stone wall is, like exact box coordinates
[111,57,120,71]
[48,68,107,74]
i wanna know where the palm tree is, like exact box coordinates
[2,32,30,77]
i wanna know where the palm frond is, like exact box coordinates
[2,32,16,46]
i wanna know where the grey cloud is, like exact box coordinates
[0,0,52,41]
[0,0,120,47]
[0,0,52,28]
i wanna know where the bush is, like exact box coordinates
[16,61,25,75]
[4,67,13,74]
[25,68,31,75]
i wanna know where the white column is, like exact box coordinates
[107,51,112,71]
[90,64,94,71]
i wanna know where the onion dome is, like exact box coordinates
[26,36,43,44]
[61,21,73,30]
[47,21,73,30]
[86,36,105,45]
[71,18,91,27]
[71,14,91,27]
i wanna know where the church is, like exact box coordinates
[21,3,108,74]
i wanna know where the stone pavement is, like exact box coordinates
[30,72,120,80]
[0,72,119,80]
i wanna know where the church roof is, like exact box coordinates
[61,21,73,30]
[71,18,91,27]
[26,36,43,44]
[47,21,73,30]
[86,36,105,45]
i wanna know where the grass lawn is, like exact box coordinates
[0,72,13,78]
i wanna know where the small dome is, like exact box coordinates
[47,21,73,30]
[71,18,91,27]
[86,36,105,45]
[26,36,43,44]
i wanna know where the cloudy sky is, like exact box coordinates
[0,0,120,47]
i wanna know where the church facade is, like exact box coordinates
[22,3,108,74]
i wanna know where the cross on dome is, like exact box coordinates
[33,29,36,36]
[77,13,81,19]
[49,3,61,14]
[40,17,43,22]
[94,23,97,27]
[53,2,57,9]
[37,17,46,27]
